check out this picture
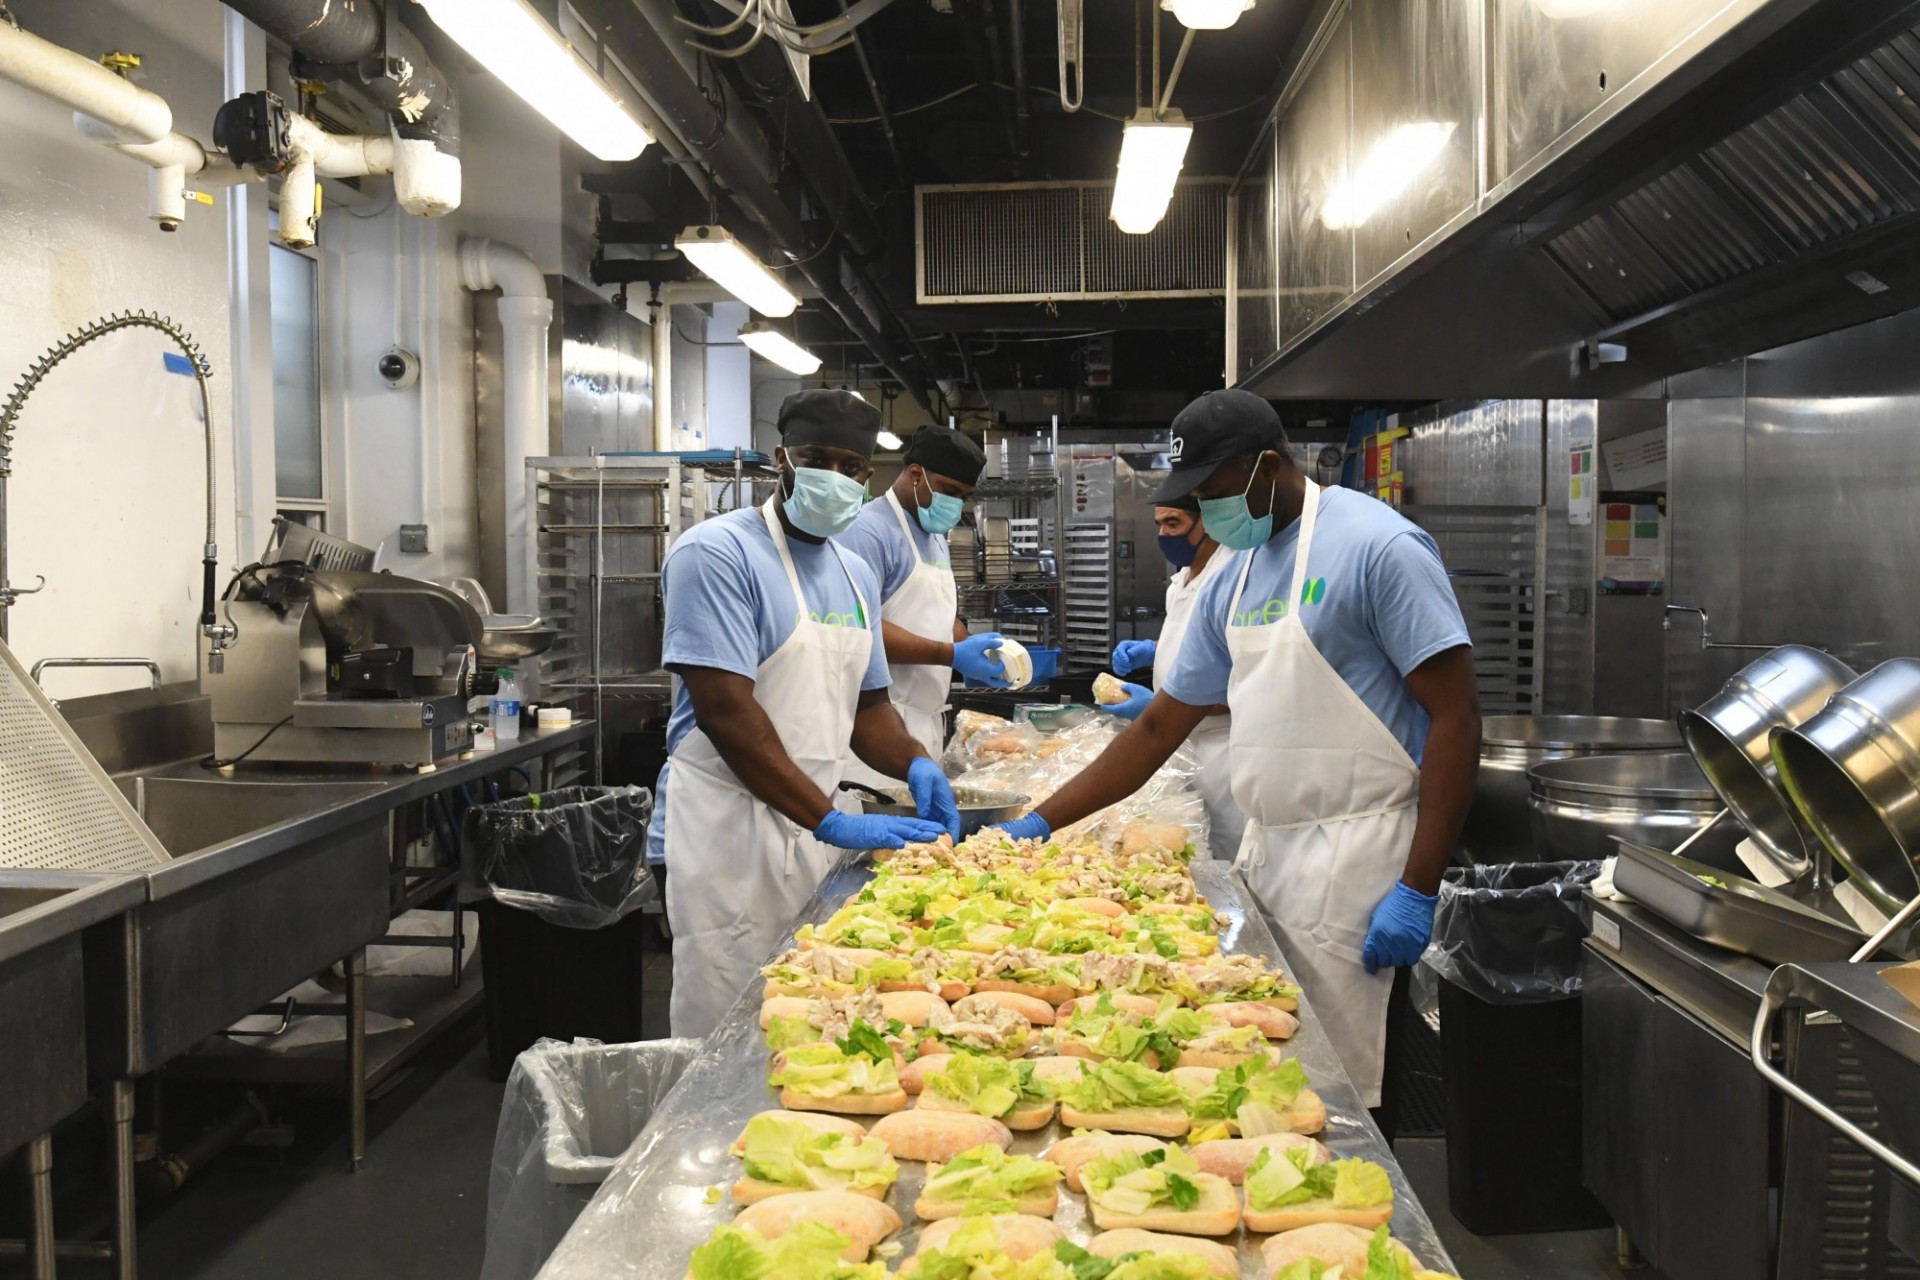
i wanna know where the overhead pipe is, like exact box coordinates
[837,0,907,187]
[460,238,553,615]
[0,22,171,144]
[953,0,1020,161]
[587,0,935,411]
[1008,0,1031,158]
[73,115,251,230]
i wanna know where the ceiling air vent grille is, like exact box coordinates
[916,181,1227,304]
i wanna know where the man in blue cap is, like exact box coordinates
[659,389,961,1036]
[996,389,1479,1135]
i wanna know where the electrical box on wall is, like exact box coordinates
[399,524,430,554]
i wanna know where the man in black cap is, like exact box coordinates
[837,425,1012,768]
[995,389,1480,1136]
[658,389,961,1036]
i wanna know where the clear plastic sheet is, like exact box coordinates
[483,1037,704,1280]
[950,716,1211,854]
[1422,859,1604,1004]
[464,786,658,929]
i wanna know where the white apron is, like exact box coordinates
[665,500,875,1037]
[1227,479,1420,1106]
[843,489,957,787]
[1157,552,1247,861]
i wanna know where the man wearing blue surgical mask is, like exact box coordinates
[992,389,1479,1139]
[838,425,1012,771]
[659,390,961,1037]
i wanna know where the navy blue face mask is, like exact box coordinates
[1158,531,1199,568]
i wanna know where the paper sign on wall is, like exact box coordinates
[1599,498,1666,593]
[1569,443,1596,526]
[1601,428,1669,490]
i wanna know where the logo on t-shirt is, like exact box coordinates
[800,604,868,629]
[1232,577,1327,626]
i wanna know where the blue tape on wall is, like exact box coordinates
[162,352,195,376]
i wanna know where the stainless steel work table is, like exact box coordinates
[537,857,1457,1279]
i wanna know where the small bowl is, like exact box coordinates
[994,638,1034,690]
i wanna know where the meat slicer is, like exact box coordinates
[202,521,548,766]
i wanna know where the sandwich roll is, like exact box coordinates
[911,1215,1062,1262]
[1060,897,1129,919]
[727,1110,867,1156]
[1260,1224,1414,1277]
[729,1175,888,1206]
[1058,992,1161,1020]
[1044,1133,1169,1193]
[867,1110,1013,1163]
[914,1178,1059,1221]
[953,990,1056,1027]
[878,991,951,1028]
[973,977,1078,1006]
[1119,822,1191,858]
[914,1088,1056,1131]
[1087,1231,1238,1280]
[1057,1101,1188,1139]
[1200,1002,1299,1041]
[1087,1171,1240,1237]
[899,1054,953,1096]
[1174,1043,1282,1071]
[1190,1133,1330,1184]
[731,1191,902,1261]
[1028,1056,1089,1091]
[778,1085,909,1116]
[1243,1201,1395,1235]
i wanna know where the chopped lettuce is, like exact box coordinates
[1053,1244,1218,1280]
[1334,1160,1394,1209]
[1365,1226,1417,1280]
[922,1142,1064,1212]
[835,1019,896,1064]
[913,1220,1073,1280]
[769,1043,900,1098]
[1083,1144,1207,1217]
[1182,1058,1309,1124]
[925,1052,1051,1118]
[803,907,909,951]
[766,1015,826,1052]
[1060,1060,1187,1114]
[688,1222,885,1280]
[858,955,917,984]
[737,1114,898,1193]
[1245,1149,1392,1212]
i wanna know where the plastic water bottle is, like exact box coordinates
[491,669,522,741]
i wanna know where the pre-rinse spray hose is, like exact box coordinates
[0,310,225,641]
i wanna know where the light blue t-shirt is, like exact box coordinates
[836,492,950,600]
[662,504,890,754]
[1162,486,1470,766]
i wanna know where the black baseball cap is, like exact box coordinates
[1149,389,1289,503]
[904,425,987,485]
[779,389,881,456]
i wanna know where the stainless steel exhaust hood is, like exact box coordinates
[1230,0,1920,399]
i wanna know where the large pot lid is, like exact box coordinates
[1529,752,1720,801]
[1484,715,1683,752]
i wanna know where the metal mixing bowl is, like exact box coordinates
[1464,716,1684,862]
[857,785,1030,836]
[1528,752,1743,868]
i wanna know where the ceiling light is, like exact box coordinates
[1320,121,1457,230]
[1111,111,1194,235]
[675,226,800,318]
[738,322,822,375]
[1528,0,1612,16]
[1161,0,1254,30]
[876,430,904,451]
[417,0,652,162]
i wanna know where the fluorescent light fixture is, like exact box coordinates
[675,226,800,318]
[737,322,821,375]
[1110,111,1194,235]
[1161,0,1254,30]
[417,0,652,162]
[1320,121,1457,230]
[876,430,904,451]
[1529,0,1612,16]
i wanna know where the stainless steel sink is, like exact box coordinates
[119,776,385,856]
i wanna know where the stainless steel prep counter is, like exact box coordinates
[536,857,1456,1279]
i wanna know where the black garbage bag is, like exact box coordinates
[465,786,655,929]
[1424,859,1603,1003]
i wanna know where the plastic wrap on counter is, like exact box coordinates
[464,786,658,929]
[483,1037,703,1280]
[949,715,1211,855]
[1421,859,1603,1004]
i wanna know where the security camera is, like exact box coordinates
[378,348,421,389]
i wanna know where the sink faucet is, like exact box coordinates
[1663,604,1784,653]
[30,657,164,708]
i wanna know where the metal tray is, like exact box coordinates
[535,859,1456,1279]
[1612,839,1862,964]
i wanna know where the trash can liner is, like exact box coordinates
[1421,859,1602,1004]
[482,1037,702,1280]
[465,786,656,929]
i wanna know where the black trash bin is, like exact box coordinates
[465,786,658,1078]
[1425,859,1611,1235]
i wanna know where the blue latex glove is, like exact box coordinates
[952,632,1011,687]
[996,811,1052,843]
[1362,882,1441,974]
[1111,639,1157,676]
[907,756,962,841]
[1101,681,1154,721]
[815,808,947,851]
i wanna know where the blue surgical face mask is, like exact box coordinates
[1198,467,1276,552]
[914,470,965,535]
[783,465,867,537]
[1158,530,1199,569]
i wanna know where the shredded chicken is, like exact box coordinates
[803,991,888,1044]
[976,946,1056,981]
[929,995,1028,1050]
[1078,952,1173,991]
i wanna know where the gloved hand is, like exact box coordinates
[815,808,947,851]
[1362,881,1441,974]
[1100,681,1154,721]
[907,756,961,841]
[952,632,1011,687]
[1111,639,1157,676]
[996,811,1052,843]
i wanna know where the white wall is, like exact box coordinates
[705,302,753,451]
[0,0,236,695]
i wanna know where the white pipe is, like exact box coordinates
[75,115,250,228]
[460,238,552,615]
[0,22,170,143]
[652,293,674,451]
[272,112,460,247]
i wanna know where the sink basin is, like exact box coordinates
[119,776,385,856]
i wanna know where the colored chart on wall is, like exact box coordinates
[1599,496,1666,593]
[1568,427,1596,527]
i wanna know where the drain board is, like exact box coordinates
[0,637,167,871]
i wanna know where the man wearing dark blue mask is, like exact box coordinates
[1102,501,1245,861]
[993,389,1479,1136]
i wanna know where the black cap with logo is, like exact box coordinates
[1149,389,1289,503]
